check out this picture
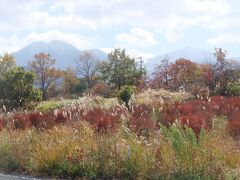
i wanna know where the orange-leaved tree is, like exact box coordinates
[168,58,198,91]
[29,53,62,101]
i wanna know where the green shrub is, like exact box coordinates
[0,67,41,109]
[117,85,136,107]
[159,122,240,178]
[226,82,240,96]
[35,101,63,111]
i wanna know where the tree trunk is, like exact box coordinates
[42,89,47,101]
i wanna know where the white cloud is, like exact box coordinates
[0,11,97,33]
[0,0,240,54]
[29,12,97,30]
[116,28,158,48]
[125,49,155,61]
[207,33,240,45]
[185,0,230,14]
[0,30,97,54]
[158,15,196,43]
[101,47,155,60]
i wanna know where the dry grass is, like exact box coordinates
[0,121,239,179]
[0,92,240,178]
[134,89,194,106]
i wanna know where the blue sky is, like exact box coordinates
[0,0,240,59]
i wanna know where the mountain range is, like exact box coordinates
[13,40,107,69]
[11,40,239,71]
[145,47,217,72]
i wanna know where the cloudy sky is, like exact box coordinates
[0,0,240,58]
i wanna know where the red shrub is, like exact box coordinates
[129,104,155,134]
[109,106,128,121]
[179,114,211,135]
[210,96,229,115]
[177,103,195,115]
[28,112,43,128]
[54,110,68,123]
[96,115,115,132]
[29,111,55,130]
[228,119,240,137]
[161,103,178,126]
[81,108,118,132]
[3,95,240,137]
[12,113,31,129]
[160,98,215,134]
[40,111,56,129]
[160,96,240,135]
[0,117,3,131]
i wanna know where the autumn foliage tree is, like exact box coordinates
[29,53,62,101]
[213,48,234,95]
[151,48,240,97]
[198,64,215,94]
[151,57,215,93]
[152,56,171,89]
[62,66,80,95]
[0,53,16,77]
[168,58,198,91]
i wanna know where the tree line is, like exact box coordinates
[0,47,239,109]
[0,48,144,109]
[151,48,240,97]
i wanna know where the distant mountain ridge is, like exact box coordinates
[145,47,216,72]
[144,47,240,72]
[12,40,108,69]
[12,41,240,72]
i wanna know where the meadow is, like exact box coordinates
[0,89,240,179]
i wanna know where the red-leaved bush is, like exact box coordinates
[0,117,3,131]
[28,112,43,128]
[179,114,211,135]
[1,96,240,137]
[54,110,68,123]
[160,96,240,136]
[129,104,155,134]
[228,119,240,137]
[81,108,125,132]
[28,111,55,130]
[12,113,31,129]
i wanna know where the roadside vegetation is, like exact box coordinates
[0,48,240,179]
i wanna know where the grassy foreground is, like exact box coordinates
[0,91,240,179]
[0,121,240,179]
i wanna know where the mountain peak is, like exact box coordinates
[24,40,78,50]
[48,40,76,48]
[49,40,67,44]
[12,40,107,68]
